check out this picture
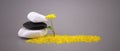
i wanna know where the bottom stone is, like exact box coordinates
[18,27,47,38]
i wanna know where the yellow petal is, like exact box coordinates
[26,34,101,45]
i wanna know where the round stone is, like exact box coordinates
[18,27,47,38]
[23,21,47,30]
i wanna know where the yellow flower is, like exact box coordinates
[45,14,56,19]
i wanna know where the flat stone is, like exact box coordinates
[23,21,47,30]
[18,27,47,38]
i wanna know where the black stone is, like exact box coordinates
[19,37,31,39]
[23,21,47,30]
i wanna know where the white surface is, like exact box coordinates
[27,12,47,23]
[18,27,47,38]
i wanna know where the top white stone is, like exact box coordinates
[27,12,47,22]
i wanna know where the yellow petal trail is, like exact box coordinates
[26,34,101,44]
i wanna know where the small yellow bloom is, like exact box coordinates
[45,14,56,19]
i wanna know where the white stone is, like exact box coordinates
[27,12,47,22]
[18,27,47,38]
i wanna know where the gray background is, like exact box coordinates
[0,0,120,51]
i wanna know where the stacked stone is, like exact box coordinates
[18,12,48,38]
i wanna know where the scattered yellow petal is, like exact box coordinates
[26,34,101,45]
